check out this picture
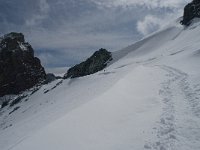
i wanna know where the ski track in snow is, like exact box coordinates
[145,65,200,150]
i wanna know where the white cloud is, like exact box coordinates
[137,15,163,35]
[136,8,183,36]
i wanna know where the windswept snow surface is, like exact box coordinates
[1,20,200,150]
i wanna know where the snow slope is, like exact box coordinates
[1,19,200,150]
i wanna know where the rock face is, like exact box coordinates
[64,48,112,79]
[45,73,57,84]
[181,0,200,26]
[0,32,46,96]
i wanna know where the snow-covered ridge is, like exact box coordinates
[1,19,200,150]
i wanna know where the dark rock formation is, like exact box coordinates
[0,32,46,96]
[45,73,57,84]
[181,0,200,26]
[64,48,112,79]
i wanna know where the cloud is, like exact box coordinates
[0,0,190,67]
[25,0,50,26]
[92,0,189,9]
[136,8,184,35]
[137,15,163,35]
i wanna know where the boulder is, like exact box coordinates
[0,32,46,96]
[181,0,200,26]
[64,48,112,79]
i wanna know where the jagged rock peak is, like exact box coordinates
[0,32,33,54]
[64,48,112,79]
[4,32,25,42]
[0,32,46,97]
[181,0,200,26]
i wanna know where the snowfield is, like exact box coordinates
[1,19,200,150]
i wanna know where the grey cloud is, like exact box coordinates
[25,0,50,26]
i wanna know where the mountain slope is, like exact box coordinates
[1,20,200,150]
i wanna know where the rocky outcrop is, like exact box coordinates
[64,48,112,79]
[181,0,200,26]
[0,32,46,96]
[45,73,57,84]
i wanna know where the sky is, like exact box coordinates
[0,0,190,68]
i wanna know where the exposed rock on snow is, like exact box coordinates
[181,0,200,25]
[45,73,60,84]
[0,32,46,97]
[64,48,112,78]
